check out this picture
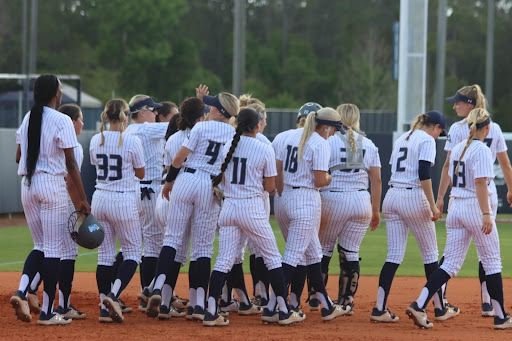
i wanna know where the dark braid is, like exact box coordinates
[177,97,204,131]
[26,75,60,185]
[164,114,179,140]
[212,107,260,187]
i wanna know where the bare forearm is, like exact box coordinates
[421,179,436,207]
[475,179,490,214]
[437,156,451,201]
[66,158,87,202]
[369,167,381,214]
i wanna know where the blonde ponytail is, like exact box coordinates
[458,84,487,110]
[99,121,106,147]
[455,108,490,174]
[337,103,361,153]
[405,114,428,141]
[100,99,130,147]
[298,107,341,162]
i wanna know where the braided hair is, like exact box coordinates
[164,114,180,141]
[26,75,61,185]
[212,107,260,187]
[455,108,490,174]
[405,113,436,141]
[337,103,361,153]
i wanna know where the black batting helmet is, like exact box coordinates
[68,212,105,249]
[297,102,322,121]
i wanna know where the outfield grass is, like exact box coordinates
[0,217,511,277]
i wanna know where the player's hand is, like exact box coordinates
[481,214,493,234]
[370,212,380,231]
[162,181,174,201]
[325,173,332,186]
[196,84,209,100]
[78,200,91,216]
[435,198,444,218]
[430,204,440,222]
[507,191,512,207]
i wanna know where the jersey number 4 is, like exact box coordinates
[284,145,298,173]
[97,154,123,180]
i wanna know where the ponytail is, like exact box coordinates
[100,99,129,147]
[406,113,430,141]
[26,75,60,185]
[458,84,487,110]
[298,112,317,162]
[336,103,361,153]
[212,128,243,187]
[456,108,490,174]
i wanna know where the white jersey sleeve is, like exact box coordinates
[312,138,330,171]
[74,143,84,170]
[256,133,272,145]
[418,138,436,164]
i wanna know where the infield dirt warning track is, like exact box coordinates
[1,272,512,340]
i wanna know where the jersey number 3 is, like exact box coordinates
[97,154,123,180]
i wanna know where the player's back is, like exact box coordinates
[181,120,235,175]
[164,129,190,167]
[222,136,277,199]
[89,132,145,192]
[389,130,436,188]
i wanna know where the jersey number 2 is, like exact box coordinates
[395,147,408,172]
[284,145,298,173]
[97,154,122,181]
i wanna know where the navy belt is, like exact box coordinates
[390,185,413,190]
[140,180,152,184]
[328,189,366,192]
[184,167,215,180]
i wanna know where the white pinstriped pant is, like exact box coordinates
[21,173,68,259]
[246,192,270,258]
[382,187,438,264]
[60,201,79,260]
[280,188,323,267]
[92,190,142,265]
[155,189,192,264]
[442,197,502,277]
[214,197,282,273]
[136,181,164,258]
[319,190,371,261]
[163,171,220,260]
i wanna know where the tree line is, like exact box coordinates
[1,0,512,129]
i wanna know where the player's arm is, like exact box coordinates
[64,148,90,215]
[313,170,332,188]
[134,167,145,180]
[276,159,284,196]
[264,176,276,195]
[369,166,381,231]
[436,151,451,214]
[16,144,21,163]
[496,151,512,206]
[419,160,440,221]
[475,177,493,234]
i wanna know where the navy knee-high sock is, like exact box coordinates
[20,250,45,295]
[153,246,177,291]
[112,251,123,285]
[486,273,506,319]
[97,265,113,297]
[229,263,250,303]
[41,258,60,315]
[196,257,211,306]
[208,270,228,313]
[189,261,197,290]
[58,259,75,309]
[113,260,138,298]
[419,269,451,309]
[424,261,444,309]
[142,256,158,288]
[139,256,145,288]
[321,256,331,286]
[166,261,182,290]
[249,254,257,296]
[307,262,332,310]
[377,262,400,311]
[255,257,269,297]
[290,265,307,306]
[439,256,448,299]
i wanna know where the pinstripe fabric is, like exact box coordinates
[164,129,190,167]
[215,198,282,273]
[17,107,78,176]
[319,190,371,260]
[246,192,270,257]
[21,173,68,258]
[443,198,501,277]
[61,144,84,260]
[382,188,438,264]
[93,190,142,265]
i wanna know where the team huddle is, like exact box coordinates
[9,75,512,330]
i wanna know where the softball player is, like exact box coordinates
[436,84,512,316]
[319,104,381,314]
[276,107,349,322]
[407,108,512,330]
[124,95,168,306]
[11,75,89,325]
[154,97,207,319]
[90,99,145,323]
[273,102,323,312]
[371,110,454,323]
[147,92,239,320]
[204,107,301,326]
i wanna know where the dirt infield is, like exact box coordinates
[2,272,512,340]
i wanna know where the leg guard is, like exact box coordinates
[337,244,360,305]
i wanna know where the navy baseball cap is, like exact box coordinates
[425,110,447,136]
[129,97,163,113]
[203,94,231,119]
[445,92,476,105]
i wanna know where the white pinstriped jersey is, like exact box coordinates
[272,128,301,156]
[181,120,235,175]
[16,106,77,176]
[89,132,145,192]
[164,129,190,167]
[449,140,494,198]
[278,130,330,189]
[389,130,436,188]
[74,143,84,170]
[256,133,272,145]
[221,136,277,199]
[124,122,167,181]
[324,131,381,191]
[445,120,507,161]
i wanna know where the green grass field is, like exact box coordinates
[1,216,510,277]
